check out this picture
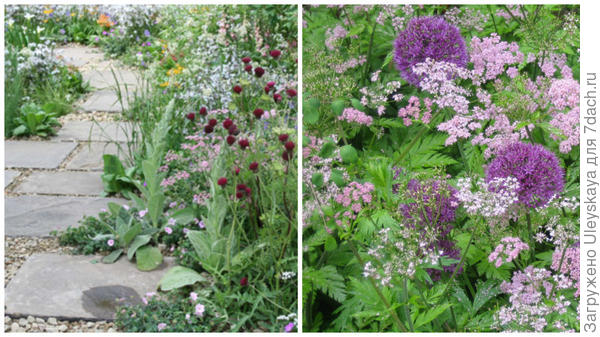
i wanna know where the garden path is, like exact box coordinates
[5,45,169,327]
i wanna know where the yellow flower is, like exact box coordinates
[71,12,76,17]
[43,19,48,23]
[43,9,54,15]
[159,81,169,87]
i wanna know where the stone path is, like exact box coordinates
[4,45,162,326]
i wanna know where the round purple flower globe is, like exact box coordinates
[393,16,468,86]
[486,142,564,208]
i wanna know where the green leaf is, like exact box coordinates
[340,145,358,164]
[311,173,324,189]
[103,154,126,176]
[148,193,165,227]
[304,97,320,124]
[331,99,345,116]
[136,246,163,271]
[414,303,452,329]
[122,222,141,247]
[350,98,365,111]
[471,280,501,315]
[318,141,336,158]
[324,235,337,252]
[330,169,346,187]
[127,234,151,260]
[158,266,207,291]
[304,266,347,303]
[102,248,123,264]
[171,207,195,225]
[12,125,27,136]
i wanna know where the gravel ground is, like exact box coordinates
[4,237,120,333]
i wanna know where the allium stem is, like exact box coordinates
[348,240,408,332]
[362,16,378,85]
[526,212,535,264]
[524,125,534,144]
[402,278,414,332]
[435,233,474,307]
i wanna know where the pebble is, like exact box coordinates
[10,322,19,332]
[36,318,45,323]
[46,326,58,333]
[58,324,68,332]
[27,315,34,323]
[18,318,27,326]
[4,317,11,324]
[47,317,57,325]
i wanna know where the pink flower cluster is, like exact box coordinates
[334,181,375,213]
[325,24,348,51]
[160,170,191,187]
[551,245,580,296]
[332,56,366,74]
[547,78,580,153]
[397,96,433,126]
[338,107,373,126]
[469,33,523,85]
[456,176,519,222]
[488,237,529,267]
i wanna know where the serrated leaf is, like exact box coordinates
[304,265,347,303]
[471,280,501,315]
[414,303,452,329]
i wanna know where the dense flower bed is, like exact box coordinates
[302,4,579,332]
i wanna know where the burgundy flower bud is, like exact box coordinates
[245,187,251,195]
[233,85,242,94]
[270,49,281,58]
[240,277,248,286]
[204,125,214,134]
[208,118,217,127]
[273,93,282,103]
[186,112,195,121]
[242,57,251,63]
[278,134,289,142]
[226,135,236,145]
[282,151,290,161]
[267,81,275,88]
[286,88,297,97]
[284,141,295,152]
[199,107,207,116]
[228,125,237,135]
[244,64,252,73]
[234,167,240,175]
[238,139,250,150]
[223,118,233,129]
[253,108,264,119]
[236,191,245,199]
[217,177,227,187]
[236,183,247,191]
[264,86,270,94]
[232,128,240,136]
[249,162,259,172]
[254,67,265,78]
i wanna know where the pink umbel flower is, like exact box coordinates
[488,237,529,267]
[194,303,205,317]
[338,108,373,126]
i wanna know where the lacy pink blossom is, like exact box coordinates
[488,237,529,267]
[338,107,373,126]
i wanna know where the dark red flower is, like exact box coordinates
[217,177,227,187]
[282,151,290,161]
[234,167,240,175]
[199,106,207,116]
[233,85,242,94]
[254,67,265,78]
[267,81,275,88]
[249,162,259,172]
[208,119,218,127]
[242,57,251,63]
[228,125,238,135]
[284,141,295,152]
[236,183,247,191]
[204,125,214,134]
[186,112,195,121]
[245,187,251,195]
[264,86,270,94]
[286,88,297,97]
[240,277,248,286]
[226,135,236,145]
[270,49,281,58]
[238,139,250,150]
[223,118,233,129]
[273,93,282,103]
[244,64,252,73]
[253,108,264,119]
[236,191,245,199]
[278,134,289,142]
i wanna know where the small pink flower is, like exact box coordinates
[164,226,173,234]
[138,209,148,218]
[107,239,115,247]
[285,322,295,332]
[190,292,198,302]
[195,303,205,317]
[157,323,167,331]
[122,204,130,211]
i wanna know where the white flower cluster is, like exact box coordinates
[11,42,63,84]
[280,271,296,280]
[456,176,520,223]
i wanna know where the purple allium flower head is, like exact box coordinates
[393,16,468,86]
[486,142,564,208]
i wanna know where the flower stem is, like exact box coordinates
[526,211,535,264]
[435,233,474,306]
[362,15,378,85]
[402,278,414,332]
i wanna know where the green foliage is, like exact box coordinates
[12,102,60,138]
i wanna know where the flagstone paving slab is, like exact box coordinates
[5,196,127,236]
[54,45,104,67]
[5,253,174,320]
[65,143,129,171]
[4,170,21,188]
[5,141,77,169]
[14,171,104,196]
[79,90,131,113]
[55,121,136,143]
[82,68,140,90]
